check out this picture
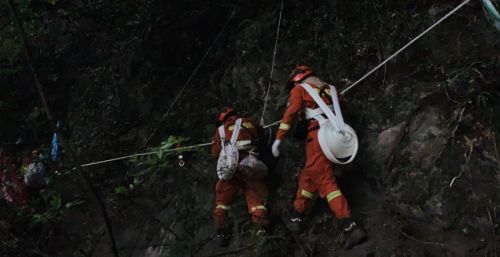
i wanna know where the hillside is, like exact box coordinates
[0,0,499,257]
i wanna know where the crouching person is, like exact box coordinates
[211,107,270,247]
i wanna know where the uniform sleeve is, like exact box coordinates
[276,87,303,141]
[211,129,221,157]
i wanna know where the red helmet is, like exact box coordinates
[288,65,314,83]
[217,107,236,123]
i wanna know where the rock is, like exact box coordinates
[374,121,407,164]
[424,194,444,216]
[403,107,448,170]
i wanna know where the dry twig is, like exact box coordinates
[399,230,445,246]
[450,107,466,139]
[450,136,474,188]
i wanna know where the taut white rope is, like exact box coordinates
[263,0,472,130]
[260,0,285,125]
[79,121,279,168]
[340,0,472,95]
[81,142,213,168]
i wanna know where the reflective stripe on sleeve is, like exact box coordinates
[228,122,254,131]
[279,123,290,130]
[326,190,342,202]
[250,205,267,212]
[301,189,315,199]
[216,204,231,210]
[242,122,254,128]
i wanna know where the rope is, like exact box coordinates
[263,120,280,129]
[79,120,280,168]
[81,142,213,168]
[262,0,472,128]
[260,0,284,125]
[143,9,236,146]
[340,0,472,95]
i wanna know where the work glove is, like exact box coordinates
[271,139,281,157]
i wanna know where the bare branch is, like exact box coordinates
[399,230,445,246]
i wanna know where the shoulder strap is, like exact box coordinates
[230,118,242,143]
[300,83,345,132]
[329,85,345,132]
[218,125,225,144]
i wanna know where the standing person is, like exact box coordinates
[271,65,365,248]
[211,107,270,247]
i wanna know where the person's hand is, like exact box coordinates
[271,140,281,157]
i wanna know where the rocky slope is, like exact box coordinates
[0,0,499,256]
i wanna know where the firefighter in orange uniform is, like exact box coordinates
[271,65,365,248]
[212,107,270,247]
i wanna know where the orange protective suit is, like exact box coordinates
[276,83,351,219]
[211,116,269,229]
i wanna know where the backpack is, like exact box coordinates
[239,151,268,180]
[23,157,47,188]
[216,118,242,180]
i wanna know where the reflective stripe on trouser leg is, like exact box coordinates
[301,189,315,199]
[326,190,342,202]
[304,141,351,219]
[250,205,267,212]
[326,191,351,219]
[216,204,231,210]
[214,179,241,229]
[249,205,269,226]
[294,168,317,214]
[214,204,231,229]
[243,179,269,226]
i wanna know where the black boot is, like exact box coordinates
[338,218,366,249]
[288,211,305,233]
[215,228,231,247]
